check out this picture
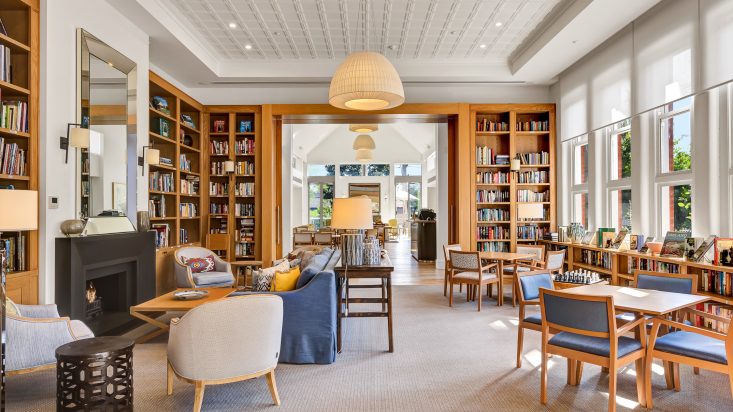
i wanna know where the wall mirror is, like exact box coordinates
[77,29,137,225]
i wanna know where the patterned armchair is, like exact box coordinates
[173,246,235,288]
[6,303,94,375]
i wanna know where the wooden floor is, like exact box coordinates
[383,239,442,286]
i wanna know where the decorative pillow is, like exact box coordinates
[298,251,317,272]
[253,260,289,291]
[271,267,301,292]
[181,254,216,273]
[6,298,19,316]
[289,258,301,269]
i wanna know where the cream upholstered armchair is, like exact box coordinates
[173,246,235,288]
[167,295,284,412]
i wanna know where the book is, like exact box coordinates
[691,235,716,262]
[660,231,691,257]
[714,238,733,267]
[581,230,595,245]
[597,228,615,248]
[685,237,702,260]
[150,96,170,115]
[629,234,644,251]
[609,229,628,249]
[639,236,655,253]
[180,114,196,129]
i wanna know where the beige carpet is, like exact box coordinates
[7,286,730,411]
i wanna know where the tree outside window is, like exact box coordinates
[308,182,333,230]
[367,164,390,176]
[340,164,363,176]
[661,184,691,232]
[610,130,631,180]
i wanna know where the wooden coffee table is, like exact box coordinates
[130,288,236,343]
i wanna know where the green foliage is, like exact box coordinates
[672,136,692,230]
[620,131,631,178]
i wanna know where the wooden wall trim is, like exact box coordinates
[260,104,276,265]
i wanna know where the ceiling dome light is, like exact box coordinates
[355,148,373,162]
[349,124,378,133]
[353,134,376,150]
[228,22,237,29]
[329,51,405,111]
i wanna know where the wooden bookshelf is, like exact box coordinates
[204,107,261,262]
[470,104,555,252]
[0,0,39,304]
[148,71,203,294]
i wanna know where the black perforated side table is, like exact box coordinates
[56,336,135,411]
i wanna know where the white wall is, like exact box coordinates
[40,0,149,303]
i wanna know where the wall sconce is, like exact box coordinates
[60,123,90,164]
[138,145,160,175]
[223,160,235,174]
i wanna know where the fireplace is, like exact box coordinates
[55,232,155,335]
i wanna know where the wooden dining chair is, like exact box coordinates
[645,310,733,408]
[293,232,314,248]
[515,270,554,368]
[448,250,499,311]
[313,232,334,246]
[504,244,545,307]
[539,288,647,412]
[442,244,462,297]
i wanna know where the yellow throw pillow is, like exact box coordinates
[271,267,300,292]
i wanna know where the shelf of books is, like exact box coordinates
[471,105,555,252]
[204,107,260,262]
[148,72,203,253]
[0,0,39,304]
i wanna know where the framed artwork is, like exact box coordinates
[112,182,126,213]
[348,183,380,214]
[714,238,733,267]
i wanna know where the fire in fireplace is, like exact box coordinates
[85,281,103,318]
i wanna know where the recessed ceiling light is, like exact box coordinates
[273,31,280,36]
[449,30,456,35]
[244,44,252,50]
[388,44,398,50]
[479,44,487,49]
[228,22,237,29]
[495,22,503,27]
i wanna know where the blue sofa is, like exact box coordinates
[232,248,340,364]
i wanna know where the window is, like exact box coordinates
[573,143,588,184]
[366,164,390,176]
[610,189,632,231]
[308,182,334,230]
[307,164,335,177]
[660,184,691,232]
[339,164,363,176]
[606,121,632,230]
[572,192,588,228]
[659,97,692,173]
[394,164,421,176]
[395,182,421,220]
[609,125,631,180]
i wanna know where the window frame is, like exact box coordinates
[605,122,632,230]
[656,104,693,178]
[569,135,589,228]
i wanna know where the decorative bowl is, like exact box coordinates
[646,241,664,254]
[173,290,209,301]
[60,219,85,237]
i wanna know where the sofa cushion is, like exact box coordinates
[193,271,234,286]
[272,267,301,292]
[253,260,290,291]
[549,332,642,358]
[181,254,216,273]
[654,331,727,364]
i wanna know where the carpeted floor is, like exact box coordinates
[7,286,729,411]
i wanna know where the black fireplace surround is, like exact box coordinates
[55,232,155,335]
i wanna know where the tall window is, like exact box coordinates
[656,97,692,235]
[395,182,421,220]
[394,164,421,176]
[573,192,588,228]
[307,164,335,176]
[607,121,632,230]
[573,143,588,184]
[609,122,631,180]
[610,189,632,230]
[308,182,333,230]
[570,136,589,228]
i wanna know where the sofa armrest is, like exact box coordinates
[16,304,60,319]
[5,315,77,372]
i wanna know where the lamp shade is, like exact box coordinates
[352,134,376,150]
[349,124,378,133]
[146,148,160,165]
[331,197,374,230]
[329,51,405,111]
[510,157,521,172]
[69,127,90,149]
[517,203,544,220]
[0,190,38,230]
[223,160,235,173]
[355,148,373,162]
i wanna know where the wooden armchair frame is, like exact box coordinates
[448,250,500,311]
[515,270,555,368]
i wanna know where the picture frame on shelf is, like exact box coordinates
[714,238,733,267]
[581,230,595,245]
[660,231,691,258]
[239,120,252,133]
[151,96,170,115]
[629,234,644,251]
[639,236,655,253]
[601,231,615,249]
[609,229,628,249]
[180,114,196,129]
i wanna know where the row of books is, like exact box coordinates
[517,225,548,240]
[152,223,170,248]
[517,190,549,202]
[694,302,731,333]
[0,139,26,175]
[700,270,733,297]
[180,228,190,244]
[180,154,193,172]
[209,182,228,196]
[210,140,228,155]
[1,99,29,133]
[518,151,549,165]
[476,241,509,252]
[476,189,509,203]
[517,120,549,131]
[210,203,228,214]
[628,257,681,273]
[475,119,508,132]
[179,203,198,217]
[150,171,174,192]
[149,195,167,218]
[476,171,510,184]
[476,225,509,240]
[475,147,509,165]
[236,161,255,175]
[477,208,509,222]
[580,250,612,269]
[236,242,255,257]
[235,138,255,155]
[235,182,255,196]
[235,203,255,217]
[181,176,199,195]
[2,233,26,272]
[516,170,549,183]
[211,161,228,175]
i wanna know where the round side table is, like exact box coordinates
[56,336,135,411]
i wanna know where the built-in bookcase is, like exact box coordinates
[470,105,556,252]
[204,107,261,261]
[0,0,39,304]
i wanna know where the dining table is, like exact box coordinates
[479,251,536,306]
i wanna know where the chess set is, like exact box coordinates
[554,270,603,285]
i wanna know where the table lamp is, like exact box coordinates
[331,196,374,266]
[517,203,544,241]
[0,189,38,410]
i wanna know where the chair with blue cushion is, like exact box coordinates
[504,244,545,307]
[173,246,235,288]
[645,309,733,408]
[515,270,554,368]
[539,288,647,412]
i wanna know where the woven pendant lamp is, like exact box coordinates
[349,124,379,133]
[329,51,405,111]
[355,149,373,162]
[352,134,376,150]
